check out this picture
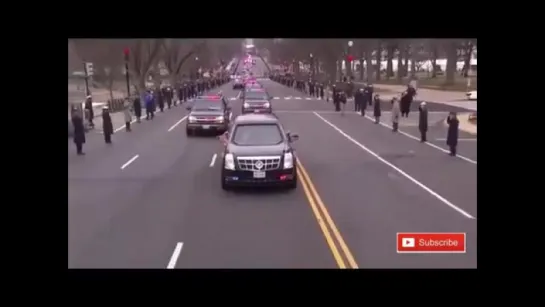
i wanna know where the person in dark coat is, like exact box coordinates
[373,94,381,124]
[391,97,401,132]
[400,84,417,117]
[71,110,86,155]
[163,87,172,109]
[446,112,459,156]
[319,83,324,100]
[418,101,428,142]
[354,88,364,113]
[133,95,142,123]
[364,83,374,107]
[102,107,114,144]
[309,79,315,96]
[157,88,165,112]
[84,95,95,128]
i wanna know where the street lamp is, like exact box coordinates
[347,41,354,80]
[309,53,314,79]
[195,57,199,61]
[123,47,131,97]
[309,53,313,58]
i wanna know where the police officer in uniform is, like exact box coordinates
[364,83,374,107]
[309,79,315,97]
[333,85,341,112]
[84,95,95,128]
[164,87,172,109]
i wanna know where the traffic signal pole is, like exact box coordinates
[83,62,90,97]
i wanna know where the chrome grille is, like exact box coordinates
[237,156,281,171]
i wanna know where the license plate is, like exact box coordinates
[253,171,266,178]
[202,125,210,129]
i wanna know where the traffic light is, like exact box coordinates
[123,48,130,61]
[85,62,94,76]
[346,55,354,62]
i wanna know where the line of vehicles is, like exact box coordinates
[185,67,297,191]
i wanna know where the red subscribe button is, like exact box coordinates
[397,233,466,253]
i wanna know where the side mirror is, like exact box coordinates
[289,133,299,142]
[186,106,192,111]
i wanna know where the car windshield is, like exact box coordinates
[232,124,283,146]
[244,92,268,100]
[192,100,223,111]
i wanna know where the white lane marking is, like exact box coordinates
[229,97,237,101]
[295,97,302,100]
[209,153,217,167]
[285,97,292,100]
[120,154,139,170]
[436,138,477,141]
[362,115,477,165]
[167,242,184,269]
[305,97,312,100]
[273,97,280,99]
[313,112,476,219]
[167,116,188,132]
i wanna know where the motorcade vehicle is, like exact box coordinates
[186,95,231,136]
[220,114,298,190]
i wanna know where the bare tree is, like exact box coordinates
[124,39,165,97]
[162,39,206,91]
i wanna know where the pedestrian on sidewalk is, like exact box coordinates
[84,95,95,128]
[354,88,364,113]
[157,87,165,112]
[145,90,155,120]
[418,101,428,142]
[391,97,401,132]
[133,95,142,123]
[400,84,417,117]
[364,83,374,108]
[102,107,114,144]
[446,112,459,156]
[71,109,85,155]
[319,83,324,100]
[123,100,132,132]
[373,94,381,124]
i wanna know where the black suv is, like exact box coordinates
[220,114,298,190]
[186,95,231,136]
[241,89,272,114]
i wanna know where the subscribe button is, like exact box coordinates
[397,233,466,253]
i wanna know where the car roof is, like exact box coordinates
[234,114,279,125]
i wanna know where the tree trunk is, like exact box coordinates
[431,44,438,78]
[375,43,381,81]
[365,51,373,83]
[445,41,458,85]
[410,53,416,78]
[386,45,394,79]
[462,42,473,77]
[396,47,403,82]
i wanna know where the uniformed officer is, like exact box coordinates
[156,87,164,112]
[364,83,374,107]
[309,79,315,97]
[333,85,341,112]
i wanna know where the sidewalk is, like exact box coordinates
[372,84,477,111]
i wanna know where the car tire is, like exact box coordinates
[186,128,192,137]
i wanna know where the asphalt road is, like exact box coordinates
[68,57,477,268]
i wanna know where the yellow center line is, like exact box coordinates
[298,165,346,268]
[297,160,360,269]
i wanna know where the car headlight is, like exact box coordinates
[283,152,294,169]
[224,153,235,170]
[243,103,250,108]
[188,116,197,123]
[263,102,270,108]
[216,116,224,122]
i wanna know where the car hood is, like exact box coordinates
[228,143,288,156]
